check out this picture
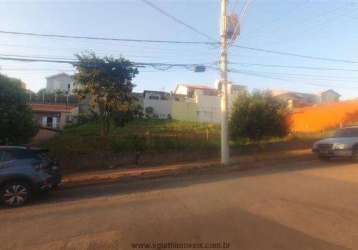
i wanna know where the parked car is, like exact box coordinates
[0,146,61,207]
[312,126,358,160]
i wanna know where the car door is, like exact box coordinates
[0,150,14,167]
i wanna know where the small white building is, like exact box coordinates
[143,90,172,119]
[46,73,74,93]
[319,89,340,104]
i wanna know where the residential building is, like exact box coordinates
[272,89,341,109]
[46,73,74,93]
[31,104,79,130]
[319,89,340,104]
[172,83,246,123]
[272,90,318,109]
[143,90,172,119]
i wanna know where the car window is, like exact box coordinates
[334,128,358,137]
[0,151,14,163]
[11,149,38,160]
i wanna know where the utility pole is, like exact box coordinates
[220,0,229,164]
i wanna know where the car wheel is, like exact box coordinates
[0,182,31,207]
[318,155,331,161]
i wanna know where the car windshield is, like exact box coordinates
[334,128,358,137]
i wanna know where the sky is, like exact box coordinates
[1,0,358,99]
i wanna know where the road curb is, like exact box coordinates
[61,149,314,189]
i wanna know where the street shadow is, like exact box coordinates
[10,153,355,209]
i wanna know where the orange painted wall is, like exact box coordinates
[290,100,358,132]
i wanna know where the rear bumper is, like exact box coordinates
[39,172,62,191]
[312,148,353,157]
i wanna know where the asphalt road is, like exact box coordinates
[1,158,358,250]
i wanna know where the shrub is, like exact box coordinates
[230,91,290,141]
[0,74,38,144]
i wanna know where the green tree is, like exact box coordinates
[74,52,138,136]
[0,74,38,144]
[230,91,289,141]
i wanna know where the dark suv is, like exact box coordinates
[0,146,61,207]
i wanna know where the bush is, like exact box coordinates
[0,74,38,144]
[230,91,289,141]
[46,120,220,161]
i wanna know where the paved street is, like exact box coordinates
[1,159,358,250]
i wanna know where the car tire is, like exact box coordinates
[0,182,31,207]
[318,155,331,161]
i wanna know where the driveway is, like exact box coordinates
[1,158,357,250]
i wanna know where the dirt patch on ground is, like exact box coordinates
[31,128,59,145]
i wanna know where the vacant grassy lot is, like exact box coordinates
[45,119,321,173]
[49,119,220,153]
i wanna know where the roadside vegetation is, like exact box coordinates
[37,54,320,172]
[74,52,139,136]
[230,90,289,142]
[46,117,319,173]
[47,119,220,157]
[0,73,38,144]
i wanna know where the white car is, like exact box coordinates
[312,126,358,160]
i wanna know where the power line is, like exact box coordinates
[228,62,358,72]
[234,69,358,82]
[0,30,217,45]
[0,55,211,71]
[229,68,358,91]
[266,3,358,48]
[0,43,218,61]
[140,0,216,42]
[0,53,74,61]
[0,56,76,64]
[232,45,358,64]
[210,65,358,85]
[249,0,310,35]
[2,29,358,64]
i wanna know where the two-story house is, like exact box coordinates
[46,73,74,94]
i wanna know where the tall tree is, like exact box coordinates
[230,91,290,141]
[73,52,138,136]
[0,74,38,144]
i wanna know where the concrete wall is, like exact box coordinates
[195,94,221,123]
[143,92,172,119]
[171,101,198,122]
[171,86,241,124]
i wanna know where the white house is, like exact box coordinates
[319,89,340,104]
[143,90,172,119]
[272,89,341,109]
[46,73,74,93]
[172,83,246,123]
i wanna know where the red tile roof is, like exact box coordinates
[31,103,77,113]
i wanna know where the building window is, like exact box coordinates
[149,95,159,100]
